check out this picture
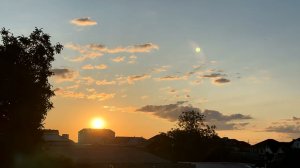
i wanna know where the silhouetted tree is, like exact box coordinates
[147,110,254,162]
[166,110,218,161]
[0,28,62,166]
[176,110,216,137]
[147,110,219,161]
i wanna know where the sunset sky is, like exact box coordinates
[1,0,300,144]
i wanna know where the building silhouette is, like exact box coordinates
[78,128,146,146]
[78,128,115,144]
[42,129,74,146]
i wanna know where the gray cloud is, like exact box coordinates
[213,78,230,84]
[192,71,232,86]
[203,110,252,122]
[136,102,252,130]
[203,110,252,130]
[266,125,300,133]
[265,116,300,134]
[52,68,71,76]
[136,101,196,122]
[155,75,188,81]
[202,73,224,78]
[292,116,300,121]
[128,74,151,83]
[52,68,78,82]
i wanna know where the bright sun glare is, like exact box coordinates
[91,118,105,129]
[195,47,201,53]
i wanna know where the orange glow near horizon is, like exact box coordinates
[91,118,106,129]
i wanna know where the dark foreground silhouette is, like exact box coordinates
[0,28,62,167]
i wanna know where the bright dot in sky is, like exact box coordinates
[195,47,201,53]
[91,118,105,129]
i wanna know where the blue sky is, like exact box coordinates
[1,0,300,143]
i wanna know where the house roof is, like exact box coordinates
[253,139,290,153]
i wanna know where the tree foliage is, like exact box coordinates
[147,110,253,162]
[0,28,62,164]
[176,110,216,137]
[146,110,219,161]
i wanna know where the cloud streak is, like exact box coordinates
[81,64,108,70]
[126,74,151,84]
[202,73,224,78]
[96,80,116,85]
[152,65,170,73]
[112,56,125,62]
[55,88,85,99]
[155,75,188,81]
[266,125,300,134]
[89,43,159,53]
[265,117,300,135]
[65,43,159,62]
[55,88,115,101]
[70,17,97,26]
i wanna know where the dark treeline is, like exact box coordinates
[146,110,252,162]
[146,110,300,168]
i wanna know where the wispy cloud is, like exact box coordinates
[154,66,227,83]
[202,73,224,78]
[81,64,94,70]
[152,65,170,73]
[155,75,188,81]
[55,88,85,99]
[112,56,125,62]
[80,76,95,85]
[265,117,300,138]
[65,43,103,62]
[96,80,117,85]
[55,88,115,101]
[115,74,151,85]
[198,72,231,85]
[136,101,252,130]
[266,125,300,134]
[126,74,151,84]
[89,43,159,53]
[95,64,108,69]
[66,43,159,62]
[86,92,115,101]
[81,64,108,70]
[127,55,137,64]
[70,17,97,26]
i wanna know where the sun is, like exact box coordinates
[91,118,105,129]
[195,47,201,53]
